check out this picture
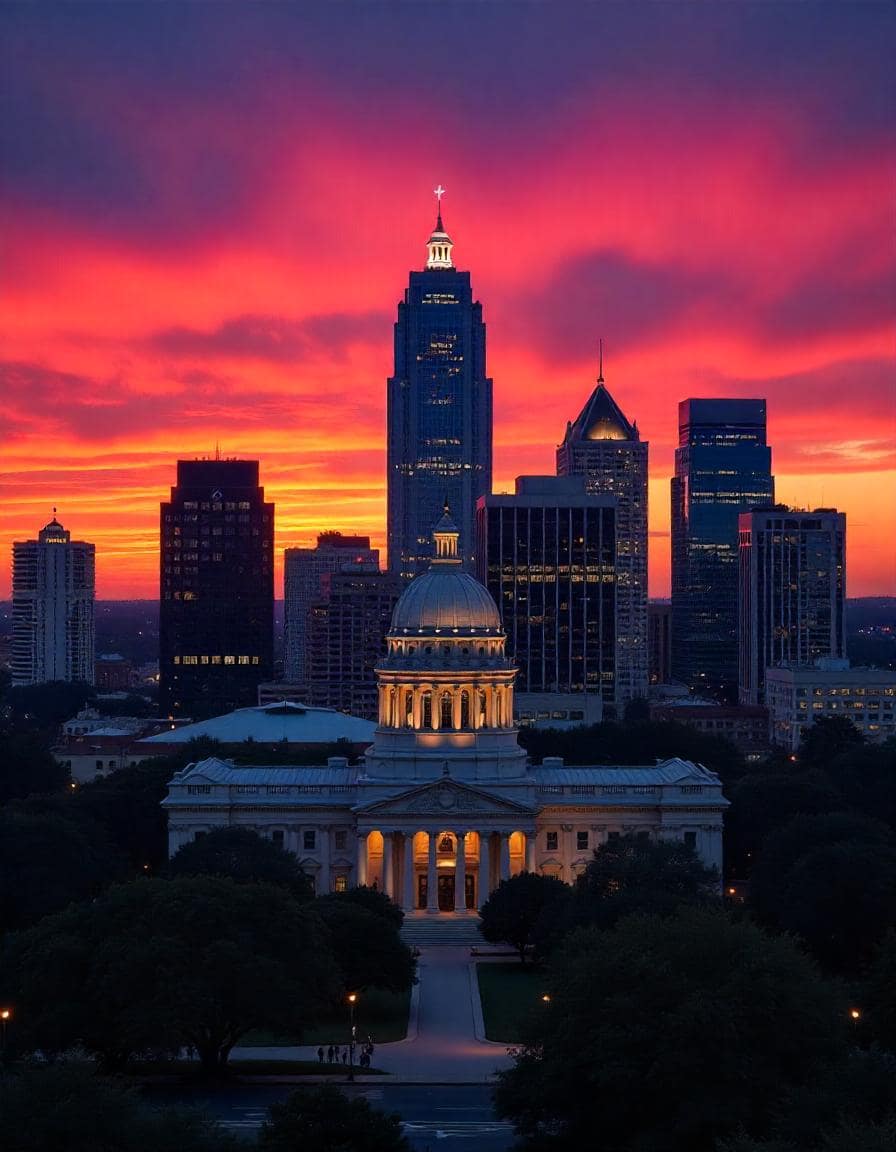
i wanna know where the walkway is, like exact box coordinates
[231,946,513,1083]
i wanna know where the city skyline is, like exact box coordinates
[2,4,894,601]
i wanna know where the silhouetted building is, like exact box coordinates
[94,653,132,691]
[649,702,769,757]
[557,355,647,705]
[648,602,672,685]
[671,399,774,698]
[284,533,379,683]
[766,660,895,750]
[306,570,402,719]
[159,459,273,718]
[477,475,616,723]
[387,201,492,578]
[12,514,95,686]
[738,506,846,705]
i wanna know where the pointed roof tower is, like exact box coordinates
[425,185,454,269]
[563,342,639,443]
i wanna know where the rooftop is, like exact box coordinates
[138,701,376,746]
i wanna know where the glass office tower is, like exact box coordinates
[671,399,774,698]
[387,208,492,578]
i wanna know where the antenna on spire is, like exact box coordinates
[215,441,220,461]
[598,338,604,383]
[53,507,57,516]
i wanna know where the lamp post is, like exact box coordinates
[347,993,358,1082]
[0,1009,11,1064]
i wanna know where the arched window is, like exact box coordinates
[422,691,433,728]
[478,689,488,727]
[460,690,470,728]
[440,691,453,728]
[404,690,413,727]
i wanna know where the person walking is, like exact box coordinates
[327,1044,334,1063]
[317,1046,324,1064]
[341,1047,348,1065]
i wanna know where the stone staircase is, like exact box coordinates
[400,913,486,947]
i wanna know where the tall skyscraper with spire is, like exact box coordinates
[557,350,648,710]
[387,191,492,578]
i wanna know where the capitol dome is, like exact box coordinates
[389,509,501,635]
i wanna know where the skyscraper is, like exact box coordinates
[284,533,379,684]
[387,194,492,578]
[477,475,617,724]
[11,514,95,686]
[306,569,402,719]
[557,355,648,706]
[671,399,774,698]
[738,506,846,705]
[159,459,273,719]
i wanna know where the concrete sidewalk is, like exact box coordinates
[231,946,513,1084]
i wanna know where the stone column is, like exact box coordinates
[426,831,439,913]
[561,824,573,884]
[403,832,416,912]
[499,832,511,882]
[478,832,492,906]
[356,831,368,887]
[412,688,421,729]
[383,831,394,899]
[452,688,462,730]
[319,824,331,895]
[454,831,467,912]
[525,830,537,874]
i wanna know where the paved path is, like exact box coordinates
[231,946,513,1083]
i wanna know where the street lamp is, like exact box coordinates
[541,994,551,1004]
[849,1008,861,1021]
[0,1008,11,1063]
[347,993,358,1081]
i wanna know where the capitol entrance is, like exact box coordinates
[418,873,476,911]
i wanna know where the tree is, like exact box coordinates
[0,805,121,930]
[798,715,865,766]
[479,872,571,963]
[323,883,405,929]
[569,832,719,932]
[259,1084,411,1152]
[0,729,69,805]
[2,681,94,731]
[167,826,313,898]
[313,898,415,993]
[2,876,339,1072]
[0,1067,241,1152]
[864,930,896,1052]
[494,908,848,1152]
[748,813,896,973]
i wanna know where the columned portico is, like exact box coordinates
[426,831,439,913]
[356,831,368,886]
[499,832,511,881]
[383,830,395,898]
[454,831,467,912]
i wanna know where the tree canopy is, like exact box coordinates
[320,883,405,929]
[479,872,571,963]
[167,826,313,898]
[1,875,339,1072]
[258,1084,411,1152]
[0,1068,240,1152]
[312,897,415,994]
[495,908,849,1152]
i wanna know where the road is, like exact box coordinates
[144,1082,515,1150]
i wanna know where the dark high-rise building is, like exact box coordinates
[671,399,774,698]
[159,459,273,718]
[387,199,492,578]
[477,475,616,724]
[12,514,95,686]
[648,602,672,685]
[284,533,379,684]
[306,570,402,719]
[738,506,846,705]
[557,356,648,706]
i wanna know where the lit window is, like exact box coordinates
[335,875,348,893]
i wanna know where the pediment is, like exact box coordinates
[355,778,534,818]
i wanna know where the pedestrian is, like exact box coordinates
[342,1047,348,1065]
[327,1044,334,1063]
[317,1046,324,1064]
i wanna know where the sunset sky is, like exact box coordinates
[2,3,894,600]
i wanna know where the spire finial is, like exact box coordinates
[598,338,604,384]
[52,506,57,516]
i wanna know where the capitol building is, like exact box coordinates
[164,514,727,913]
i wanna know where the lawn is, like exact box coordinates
[476,962,549,1043]
[241,985,411,1047]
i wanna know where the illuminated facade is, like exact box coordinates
[557,364,648,707]
[165,515,728,910]
[477,476,616,724]
[159,459,274,719]
[284,533,379,684]
[671,399,774,699]
[738,507,846,705]
[766,661,896,751]
[387,206,492,578]
[11,514,95,686]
